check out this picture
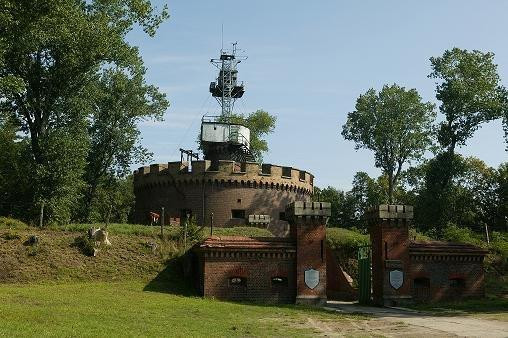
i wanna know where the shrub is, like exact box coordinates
[441,223,483,246]
[326,228,370,253]
[72,235,96,257]
[490,232,508,272]
[178,218,204,248]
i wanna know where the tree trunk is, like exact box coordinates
[388,172,394,204]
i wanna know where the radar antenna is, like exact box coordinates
[209,42,248,117]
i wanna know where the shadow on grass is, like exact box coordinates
[143,256,197,297]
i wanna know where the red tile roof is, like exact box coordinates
[196,236,296,250]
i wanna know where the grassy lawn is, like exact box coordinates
[0,281,365,337]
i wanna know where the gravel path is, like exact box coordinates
[325,301,508,338]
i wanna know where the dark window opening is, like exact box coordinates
[231,209,245,219]
[229,277,246,286]
[271,276,288,286]
[413,277,430,288]
[321,240,324,262]
[299,171,306,180]
[237,198,242,204]
[282,166,292,178]
[449,278,465,288]
[279,212,286,221]
[261,164,271,175]
[209,160,219,171]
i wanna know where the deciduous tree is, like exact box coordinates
[342,84,435,203]
[429,48,507,154]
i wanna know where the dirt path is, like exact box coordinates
[325,302,508,338]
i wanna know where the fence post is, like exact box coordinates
[210,212,214,236]
[161,207,165,238]
[39,201,45,227]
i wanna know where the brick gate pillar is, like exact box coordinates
[366,205,413,306]
[286,201,331,305]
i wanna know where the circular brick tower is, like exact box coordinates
[133,160,313,234]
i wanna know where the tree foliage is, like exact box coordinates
[429,48,507,153]
[227,109,276,162]
[408,154,506,234]
[82,68,168,220]
[342,84,435,202]
[0,0,168,224]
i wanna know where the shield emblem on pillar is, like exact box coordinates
[304,269,320,289]
[389,269,404,290]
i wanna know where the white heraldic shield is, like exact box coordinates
[304,269,320,289]
[389,269,403,290]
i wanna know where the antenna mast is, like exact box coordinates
[209,42,247,117]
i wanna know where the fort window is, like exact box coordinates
[229,277,246,286]
[261,164,271,175]
[237,199,242,204]
[299,170,306,181]
[412,277,431,300]
[279,212,285,221]
[449,278,465,288]
[282,166,292,178]
[208,160,219,171]
[271,276,288,286]
[413,277,430,288]
[231,209,245,219]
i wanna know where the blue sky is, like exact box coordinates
[129,1,507,190]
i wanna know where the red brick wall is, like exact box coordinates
[133,181,309,231]
[370,219,412,305]
[368,206,486,305]
[198,251,296,303]
[408,255,485,302]
[292,219,327,305]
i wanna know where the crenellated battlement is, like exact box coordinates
[133,160,314,195]
[365,204,413,224]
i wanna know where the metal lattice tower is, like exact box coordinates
[209,42,247,117]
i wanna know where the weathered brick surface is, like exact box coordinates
[287,202,330,305]
[369,218,412,306]
[194,237,297,303]
[408,243,487,302]
[293,220,326,304]
[192,202,330,305]
[368,204,488,305]
[133,160,313,233]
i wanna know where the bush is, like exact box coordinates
[490,232,508,272]
[72,235,96,257]
[326,228,370,253]
[178,218,204,248]
[441,223,484,246]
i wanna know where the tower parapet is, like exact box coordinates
[134,160,313,194]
